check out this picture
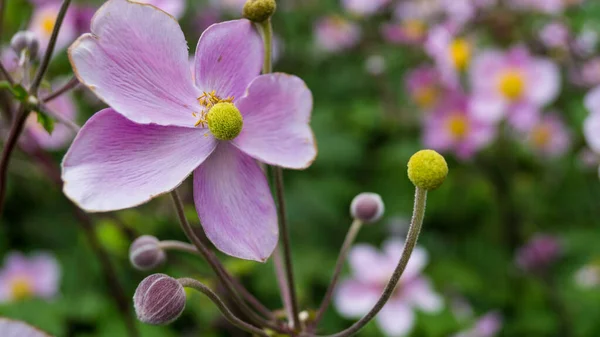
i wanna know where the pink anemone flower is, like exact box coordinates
[584,86,600,177]
[334,240,443,337]
[0,252,60,303]
[28,3,77,55]
[469,46,560,131]
[423,91,496,159]
[63,0,317,262]
[524,113,571,158]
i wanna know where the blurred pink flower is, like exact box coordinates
[453,312,503,337]
[0,318,52,337]
[539,22,569,49]
[342,0,391,16]
[584,86,600,176]
[381,20,428,46]
[0,252,60,303]
[334,240,443,337]
[405,65,442,110]
[24,83,77,151]
[525,113,571,158]
[423,92,496,159]
[314,16,361,53]
[441,0,475,26]
[425,24,473,88]
[211,0,246,15]
[508,0,564,14]
[469,46,560,131]
[28,3,77,54]
[516,234,562,273]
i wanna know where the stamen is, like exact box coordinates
[194,91,236,128]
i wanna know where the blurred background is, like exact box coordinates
[1,0,600,336]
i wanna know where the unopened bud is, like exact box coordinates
[243,0,276,22]
[10,31,39,59]
[407,150,448,190]
[134,274,186,325]
[129,235,166,271]
[350,192,384,223]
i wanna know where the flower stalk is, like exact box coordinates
[303,187,428,337]
[312,219,363,329]
[178,278,270,337]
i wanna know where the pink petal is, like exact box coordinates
[233,74,317,169]
[334,279,380,317]
[403,277,443,312]
[137,0,186,18]
[383,240,428,280]
[29,253,60,298]
[376,300,416,337]
[62,109,216,212]
[585,86,600,115]
[69,0,199,127]
[0,318,52,337]
[469,94,506,124]
[194,19,263,100]
[585,112,600,153]
[526,59,560,106]
[349,244,394,284]
[193,143,278,262]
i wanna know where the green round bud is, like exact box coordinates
[207,102,244,141]
[407,150,448,190]
[242,0,276,23]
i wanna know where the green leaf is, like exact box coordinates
[36,110,55,134]
[12,84,28,101]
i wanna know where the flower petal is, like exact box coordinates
[585,112,600,153]
[0,318,52,337]
[194,19,263,100]
[193,143,278,262]
[62,109,216,212]
[376,301,416,337]
[403,277,443,312]
[349,244,395,284]
[334,279,380,318]
[69,0,199,127]
[233,74,317,169]
[525,58,560,106]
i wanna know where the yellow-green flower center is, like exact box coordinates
[407,150,449,191]
[498,69,525,100]
[207,102,243,141]
[446,113,470,139]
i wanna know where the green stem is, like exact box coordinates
[312,219,363,328]
[302,188,428,337]
[178,278,269,337]
[169,191,283,332]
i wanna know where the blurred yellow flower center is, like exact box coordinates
[446,114,469,139]
[403,20,426,40]
[414,85,438,108]
[498,70,525,100]
[449,39,471,71]
[41,14,56,35]
[531,125,551,148]
[10,277,33,300]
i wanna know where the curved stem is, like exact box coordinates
[0,104,29,216]
[30,0,72,93]
[169,191,283,332]
[42,76,79,103]
[178,278,269,337]
[312,219,363,328]
[303,188,428,337]
[158,240,198,254]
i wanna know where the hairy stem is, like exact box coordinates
[169,191,284,332]
[303,188,428,337]
[0,104,29,216]
[30,0,72,93]
[312,219,363,329]
[179,278,269,337]
[42,76,80,103]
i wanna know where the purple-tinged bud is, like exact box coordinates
[516,234,562,273]
[10,31,39,59]
[350,192,384,224]
[129,235,166,271]
[134,274,186,325]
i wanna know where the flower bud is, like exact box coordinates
[243,0,276,23]
[350,192,384,224]
[10,31,39,59]
[134,274,186,325]
[129,235,166,271]
[407,150,448,190]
